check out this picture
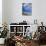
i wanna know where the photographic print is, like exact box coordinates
[22,3,32,16]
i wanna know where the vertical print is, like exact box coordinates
[22,3,32,16]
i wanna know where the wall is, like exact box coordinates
[2,0,8,24]
[0,0,2,27]
[7,0,33,24]
[2,0,46,26]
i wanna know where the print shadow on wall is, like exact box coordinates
[22,3,32,16]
